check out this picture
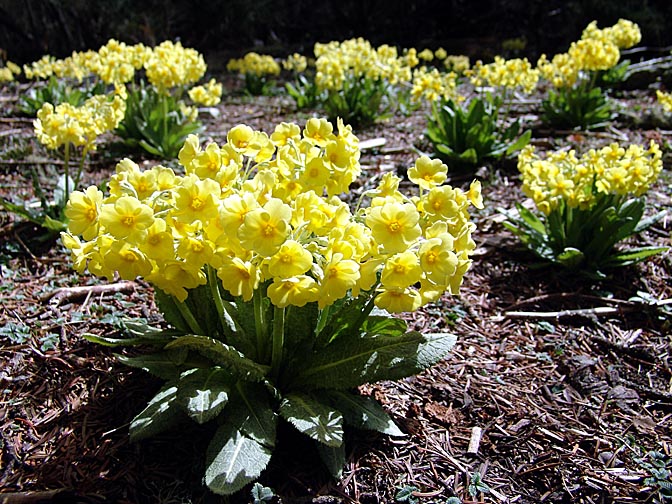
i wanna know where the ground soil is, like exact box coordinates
[0,75,671,504]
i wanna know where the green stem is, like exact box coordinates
[270,306,285,381]
[207,266,227,336]
[206,266,247,342]
[253,287,267,362]
[175,299,205,335]
[161,92,168,149]
[74,145,88,190]
[63,141,71,204]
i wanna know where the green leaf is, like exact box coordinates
[326,390,404,437]
[205,423,272,495]
[396,485,419,503]
[42,215,67,232]
[154,289,192,333]
[177,368,231,424]
[116,347,188,379]
[166,335,269,381]
[504,129,531,155]
[634,210,666,233]
[315,441,346,479]
[250,482,275,503]
[603,246,668,267]
[292,332,457,390]
[279,393,344,447]
[360,315,407,337]
[316,295,374,347]
[129,383,182,442]
[557,247,585,268]
[227,381,277,448]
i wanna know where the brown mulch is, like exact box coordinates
[0,77,671,504]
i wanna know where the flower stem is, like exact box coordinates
[74,145,89,190]
[270,306,285,381]
[175,299,205,335]
[253,287,268,362]
[63,141,71,204]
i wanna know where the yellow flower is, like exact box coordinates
[100,195,155,240]
[188,78,222,106]
[303,117,333,147]
[238,198,292,257]
[147,261,206,302]
[318,253,360,309]
[381,252,422,288]
[177,235,214,269]
[104,240,153,280]
[366,201,422,254]
[65,186,104,240]
[172,175,220,224]
[422,186,459,221]
[407,155,448,190]
[139,219,175,261]
[467,180,484,209]
[419,237,458,285]
[299,157,330,190]
[217,257,259,301]
[267,275,318,308]
[271,122,302,147]
[374,287,422,313]
[268,240,313,278]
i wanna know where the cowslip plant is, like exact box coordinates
[115,82,203,159]
[425,56,536,168]
[426,94,531,168]
[19,75,107,116]
[503,141,667,276]
[538,19,641,130]
[283,53,324,110]
[227,52,280,96]
[0,92,125,234]
[313,38,413,126]
[115,41,211,159]
[62,117,481,495]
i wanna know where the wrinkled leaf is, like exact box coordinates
[205,423,272,495]
[326,390,404,436]
[315,441,346,479]
[166,335,268,381]
[279,393,344,447]
[130,383,182,442]
[292,332,457,390]
[177,368,231,424]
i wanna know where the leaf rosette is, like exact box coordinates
[66,117,479,494]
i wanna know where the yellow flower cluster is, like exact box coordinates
[468,56,539,94]
[537,19,639,89]
[581,19,642,49]
[227,52,281,77]
[567,38,620,72]
[145,41,206,92]
[34,93,126,150]
[188,78,223,106]
[518,141,662,214]
[313,38,413,91]
[0,60,20,82]
[536,52,580,88]
[282,53,308,73]
[22,38,210,92]
[62,118,480,313]
[410,67,461,103]
[87,39,151,84]
[656,90,672,113]
[443,55,470,75]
